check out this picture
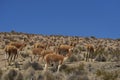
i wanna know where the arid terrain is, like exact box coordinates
[0,31,120,80]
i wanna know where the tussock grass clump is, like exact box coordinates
[20,51,29,58]
[22,60,43,70]
[43,70,55,80]
[36,71,44,80]
[67,73,89,80]
[96,69,119,80]
[62,63,85,75]
[68,54,78,62]
[0,69,3,79]
[43,71,66,80]
[31,61,43,70]
[1,69,22,80]
[95,54,106,62]
[53,72,66,80]
[23,67,35,80]
[14,71,23,80]
[22,61,31,70]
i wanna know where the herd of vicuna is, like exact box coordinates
[3,41,104,72]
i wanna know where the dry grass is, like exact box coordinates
[0,32,120,80]
[96,69,119,80]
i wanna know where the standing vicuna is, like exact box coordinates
[31,48,43,61]
[8,42,27,60]
[57,44,73,56]
[44,47,73,72]
[9,42,27,51]
[4,45,18,65]
[39,49,54,63]
[84,44,95,62]
[34,43,46,49]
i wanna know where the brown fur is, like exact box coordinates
[4,45,18,64]
[85,44,95,62]
[41,50,54,59]
[57,44,73,56]
[31,48,43,61]
[44,48,73,72]
[9,42,26,51]
[34,43,46,49]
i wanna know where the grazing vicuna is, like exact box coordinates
[85,44,95,62]
[9,42,27,51]
[4,45,18,64]
[34,43,46,49]
[41,50,54,58]
[31,48,43,61]
[39,49,54,63]
[44,48,73,72]
[57,44,73,56]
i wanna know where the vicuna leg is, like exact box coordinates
[85,51,89,62]
[57,64,62,72]
[7,52,11,65]
[4,52,8,60]
[44,64,48,71]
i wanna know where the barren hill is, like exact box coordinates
[0,31,120,80]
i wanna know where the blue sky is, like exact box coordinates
[0,0,120,39]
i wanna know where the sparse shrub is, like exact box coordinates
[107,49,120,62]
[67,73,89,80]
[69,54,83,62]
[68,54,78,62]
[73,48,79,53]
[61,66,75,74]
[24,67,36,80]
[50,64,58,72]
[2,69,18,80]
[36,71,44,80]
[11,30,16,33]
[78,46,85,52]
[95,54,106,62]
[96,69,103,77]
[62,63,85,75]
[90,36,96,39]
[116,38,120,41]
[14,72,23,80]
[14,61,21,69]
[20,51,29,58]
[53,72,66,80]
[94,48,107,62]
[77,63,85,71]
[96,69,119,80]
[31,61,43,70]
[113,49,120,61]
[84,37,90,41]
[0,69,2,79]
[43,71,55,80]
[74,63,85,75]
[22,61,31,70]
